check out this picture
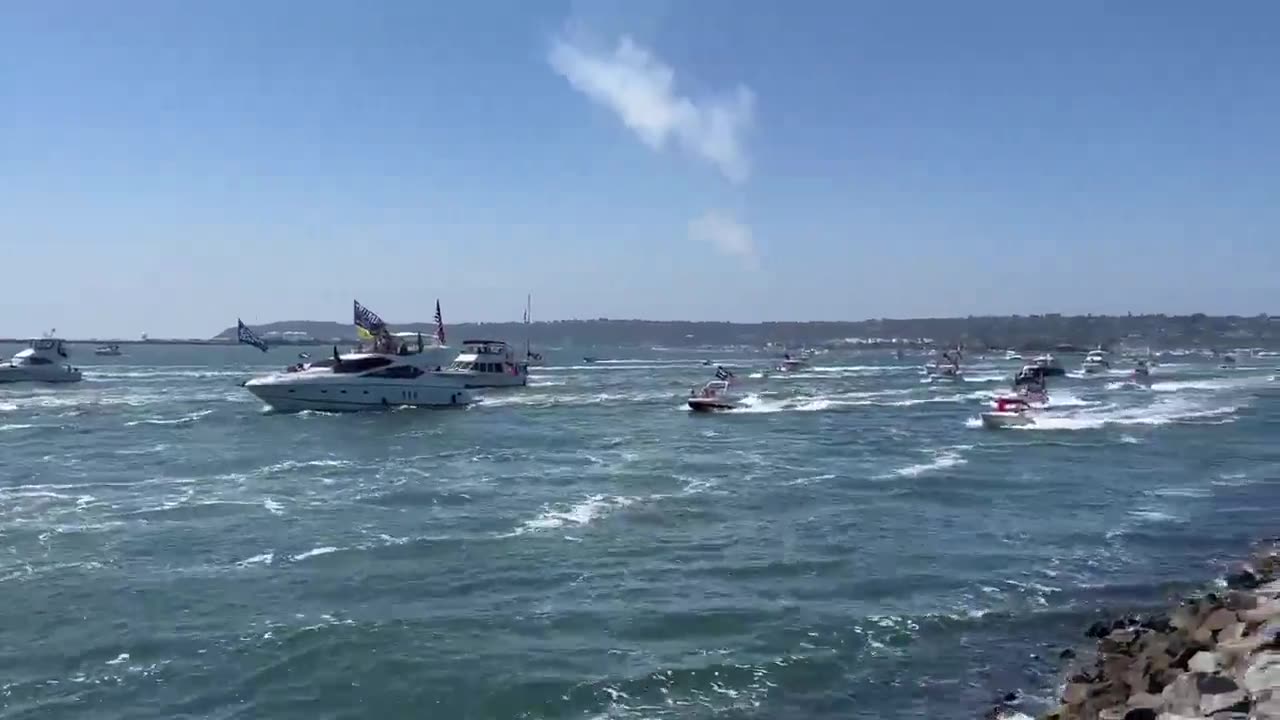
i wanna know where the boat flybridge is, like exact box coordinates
[0,338,82,384]
[436,340,529,388]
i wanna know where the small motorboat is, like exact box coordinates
[927,365,963,382]
[776,353,808,372]
[687,379,739,412]
[1127,361,1153,388]
[1004,350,1023,361]
[583,356,600,364]
[94,344,122,356]
[981,395,1035,429]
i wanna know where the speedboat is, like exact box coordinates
[1081,349,1110,375]
[927,365,963,382]
[1126,363,1153,388]
[0,338,82,384]
[1220,354,1238,370]
[981,395,1035,429]
[776,354,809,372]
[1031,354,1067,377]
[436,340,528,388]
[243,349,472,412]
[687,379,740,412]
[94,344,122,356]
[1004,350,1023,361]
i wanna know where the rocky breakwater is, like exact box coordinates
[1042,542,1280,720]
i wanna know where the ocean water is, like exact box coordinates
[2,344,1278,719]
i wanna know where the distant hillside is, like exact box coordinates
[214,314,1280,350]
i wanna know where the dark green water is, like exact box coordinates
[2,344,1277,719]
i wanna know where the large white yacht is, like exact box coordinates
[437,340,529,388]
[0,338,83,384]
[1081,348,1110,375]
[243,349,472,412]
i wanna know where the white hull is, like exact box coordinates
[981,411,1034,429]
[688,397,738,412]
[243,357,472,412]
[0,366,82,383]
[1082,364,1109,375]
[433,370,527,388]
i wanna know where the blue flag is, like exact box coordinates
[237,319,268,352]
[354,300,387,338]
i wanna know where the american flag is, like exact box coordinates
[434,300,446,344]
[715,366,733,381]
[353,300,386,336]
[236,319,268,352]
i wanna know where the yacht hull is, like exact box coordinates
[981,411,1033,429]
[688,398,738,412]
[0,367,82,384]
[244,378,471,412]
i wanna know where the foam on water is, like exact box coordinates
[882,446,971,478]
[511,494,638,535]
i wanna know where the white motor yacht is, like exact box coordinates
[94,344,123,356]
[1081,348,1110,375]
[1031,353,1067,377]
[436,340,528,388]
[243,350,471,412]
[0,338,83,383]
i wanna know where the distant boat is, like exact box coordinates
[583,356,600,363]
[94,344,122,356]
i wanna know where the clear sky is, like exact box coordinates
[3,1,1277,337]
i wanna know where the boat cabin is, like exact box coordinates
[13,338,70,364]
[693,380,730,398]
[446,340,523,375]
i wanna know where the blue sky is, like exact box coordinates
[3,1,1277,337]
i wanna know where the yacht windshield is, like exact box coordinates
[332,357,394,374]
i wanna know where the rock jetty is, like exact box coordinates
[1034,540,1280,720]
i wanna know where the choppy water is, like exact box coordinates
[3,344,1279,719]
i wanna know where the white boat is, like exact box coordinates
[776,354,809,372]
[687,379,740,412]
[243,350,471,412]
[1031,353,1067,377]
[1005,350,1023,361]
[981,395,1035,429]
[94,344,122,356]
[1082,349,1110,375]
[0,338,83,384]
[927,365,963,382]
[436,340,529,388]
[1127,362,1153,388]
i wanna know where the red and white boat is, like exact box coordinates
[981,394,1035,429]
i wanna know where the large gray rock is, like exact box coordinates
[1243,651,1280,695]
[1189,651,1224,673]
[1241,600,1280,624]
[1253,689,1280,720]
[1063,681,1090,705]
[1161,672,1202,716]
[1126,691,1163,709]
[1218,621,1246,643]
[1198,687,1245,715]
[1202,607,1240,632]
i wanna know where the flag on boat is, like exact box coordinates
[434,300,446,344]
[236,319,269,352]
[353,300,387,340]
[715,366,734,381]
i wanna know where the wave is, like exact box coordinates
[976,396,1241,431]
[479,390,675,409]
[881,446,970,478]
[509,494,637,536]
[291,546,341,561]
[123,409,213,427]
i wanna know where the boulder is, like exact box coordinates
[1161,672,1202,716]
[1063,682,1091,705]
[1218,621,1246,643]
[1087,620,1113,638]
[1243,600,1280,624]
[1253,690,1280,720]
[1188,651,1224,673]
[1171,604,1199,631]
[1199,687,1246,715]
[1140,613,1173,634]
[1256,579,1280,598]
[1225,590,1259,611]
[1202,607,1240,632]
[1226,568,1261,590]
[1060,647,1077,660]
[1193,626,1216,646]
[1243,651,1280,695]
[1216,635,1267,660]
[1098,707,1126,720]
[1102,629,1138,653]
[1125,692,1163,709]
[1121,709,1157,720]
